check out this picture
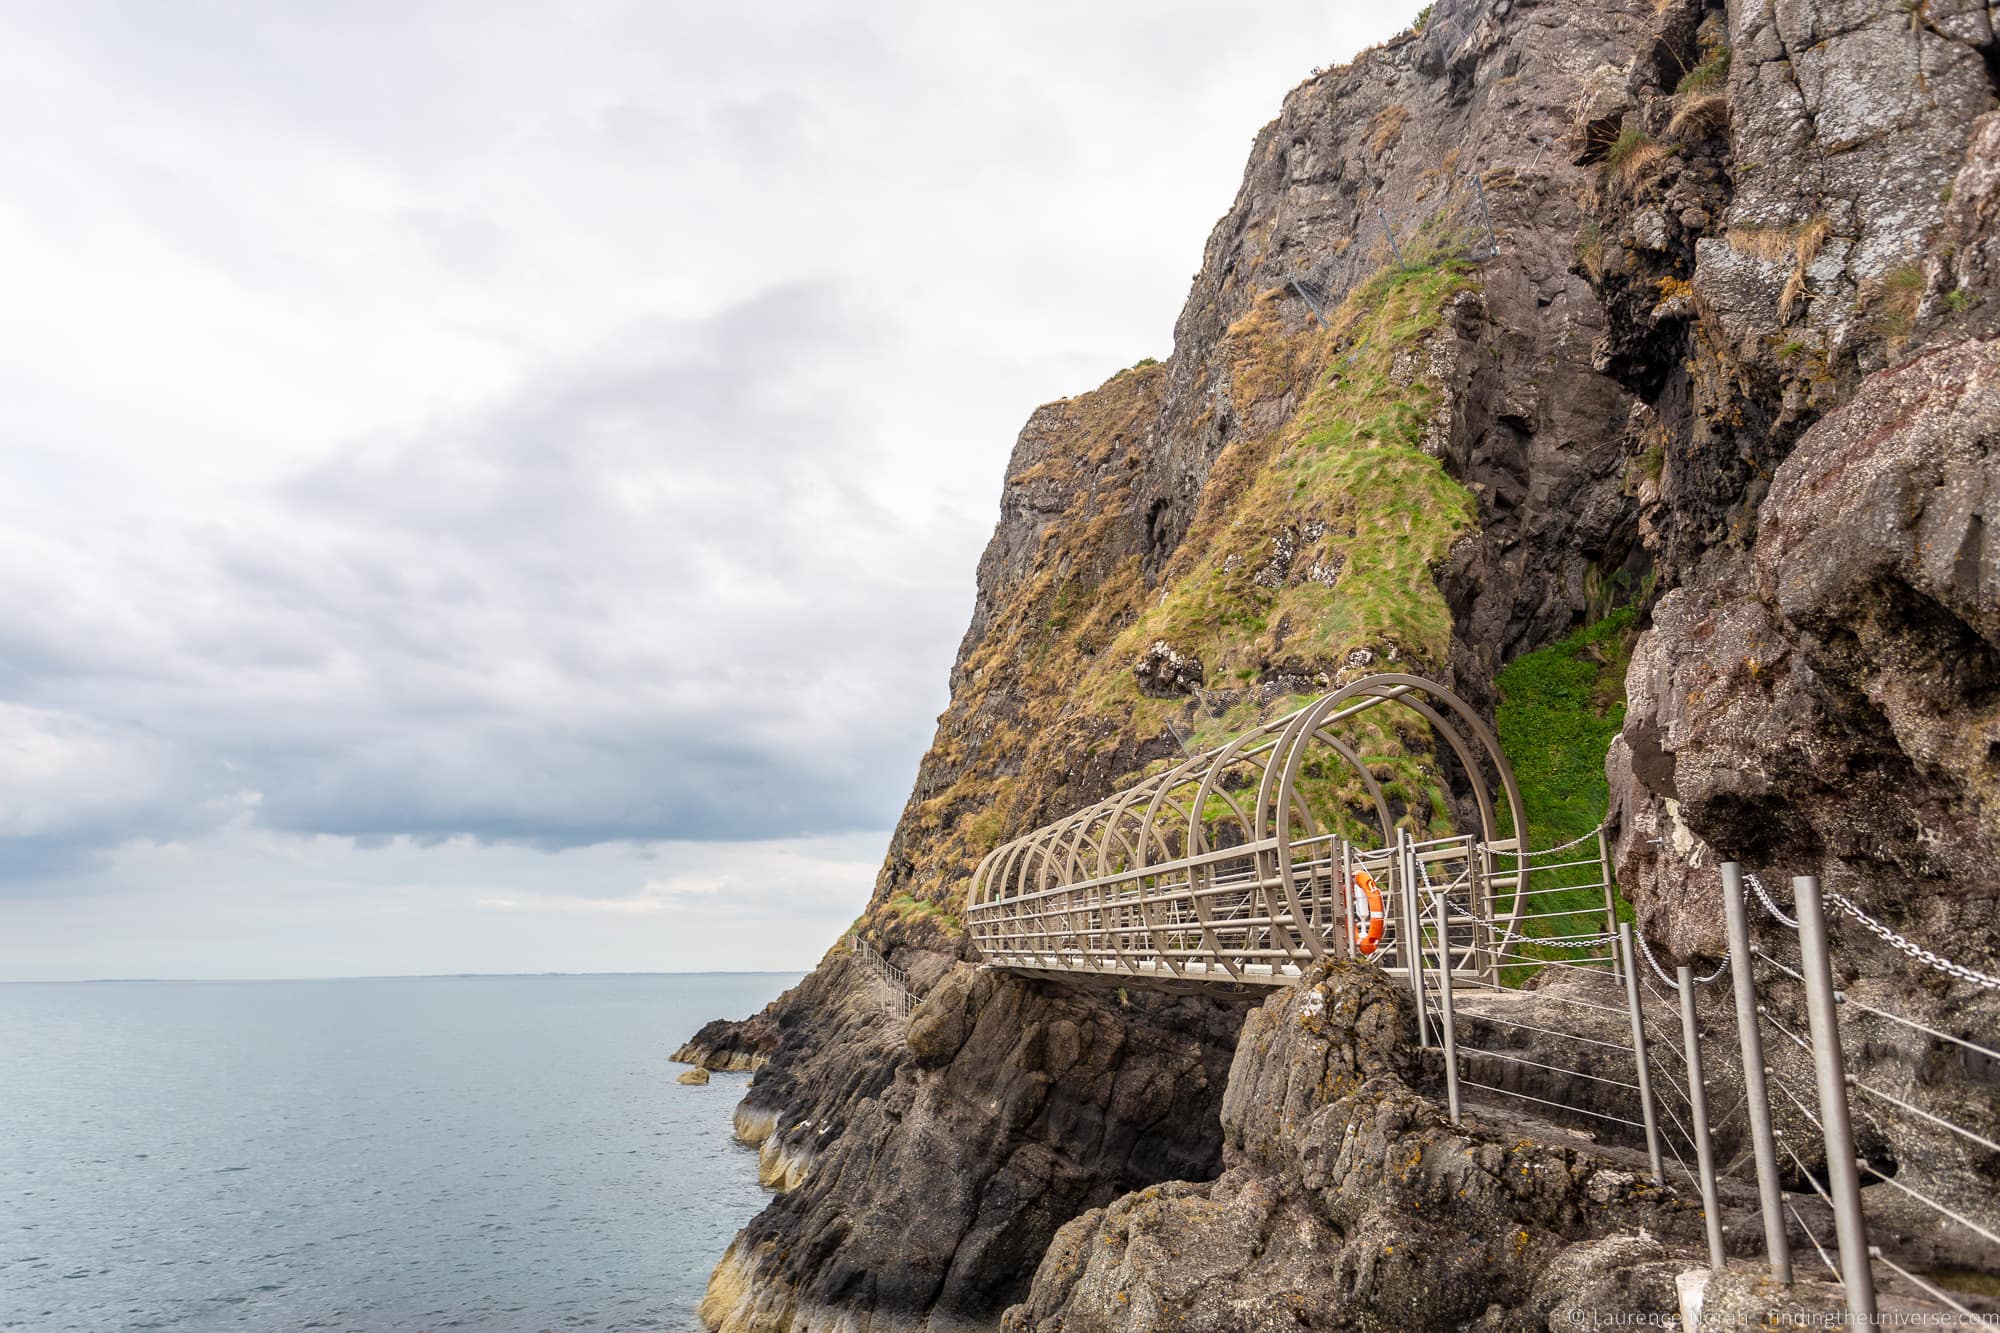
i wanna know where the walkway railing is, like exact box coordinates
[1419,861,2000,1322]
[849,935,917,1019]
[967,675,1539,989]
[960,673,1997,1319]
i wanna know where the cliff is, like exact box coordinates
[682,0,2000,1327]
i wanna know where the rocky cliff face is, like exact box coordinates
[1002,963,1714,1333]
[683,0,2000,1327]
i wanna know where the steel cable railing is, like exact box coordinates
[1416,856,2000,1320]
[962,676,1994,1321]
[1732,870,2000,1319]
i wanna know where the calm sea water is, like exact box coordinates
[0,972,797,1332]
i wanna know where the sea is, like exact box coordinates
[0,972,800,1332]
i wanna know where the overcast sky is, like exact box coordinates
[0,1,1410,981]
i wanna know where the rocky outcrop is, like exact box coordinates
[1607,338,2000,1266]
[699,965,1246,1332]
[1612,339,2000,952]
[1001,963,1711,1332]
[674,1012,781,1072]
[679,0,2000,1325]
[689,0,1674,1313]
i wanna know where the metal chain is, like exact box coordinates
[1479,821,1605,860]
[1745,871,1799,929]
[1528,932,1618,950]
[1483,823,1612,950]
[1740,871,2000,992]
[1634,927,1728,988]
[1824,889,2000,993]
[1495,921,1617,949]
[1532,821,1607,856]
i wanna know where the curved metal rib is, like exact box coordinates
[964,673,1532,990]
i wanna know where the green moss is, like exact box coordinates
[883,244,1487,913]
[1883,263,1925,295]
[887,891,964,934]
[1493,609,1641,973]
[1093,249,1479,703]
[1498,609,1636,845]
[1675,46,1730,96]
[1604,127,1651,170]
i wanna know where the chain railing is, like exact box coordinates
[1416,857,2000,1320]
[1544,860,2000,1320]
[1729,869,2000,1319]
[959,673,1995,1319]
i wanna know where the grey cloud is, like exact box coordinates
[0,281,958,882]
[0,0,1411,972]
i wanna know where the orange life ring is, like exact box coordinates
[1350,870,1386,955]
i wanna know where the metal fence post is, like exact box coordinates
[1599,826,1621,985]
[1341,842,1355,961]
[1620,922,1666,1183]
[1796,875,1876,1320]
[1722,863,1793,1284]
[1402,830,1429,1047]
[1678,964,1728,1270]
[1433,888,1462,1125]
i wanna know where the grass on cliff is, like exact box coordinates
[886,242,1485,921]
[886,892,963,934]
[1092,247,1479,724]
[1492,608,1641,976]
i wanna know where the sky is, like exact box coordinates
[0,1,1412,981]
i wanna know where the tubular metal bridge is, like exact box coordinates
[948,672,2000,1323]
[965,673,1617,991]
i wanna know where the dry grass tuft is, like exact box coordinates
[1795,215,1832,267]
[1727,227,1795,262]
[1576,220,1608,283]
[1778,215,1833,322]
[1778,269,1807,323]
[1370,104,1411,154]
[1861,262,1926,341]
[1675,45,1730,95]
[1619,141,1669,184]
[1605,128,1669,186]
[1667,92,1728,138]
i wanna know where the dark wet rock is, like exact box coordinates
[1001,964,1708,1332]
[673,1012,780,1072]
[700,958,1247,1332]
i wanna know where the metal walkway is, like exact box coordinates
[955,672,2000,1323]
[966,673,1616,991]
